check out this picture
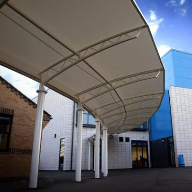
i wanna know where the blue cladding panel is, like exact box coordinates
[173,51,192,89]
[150,50,192,141]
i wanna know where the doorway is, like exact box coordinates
[150,137,175,168]
[132,140,148,168]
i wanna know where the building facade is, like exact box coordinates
[150,49,192,167]
[0,77,51,177]
[36,89,151,171]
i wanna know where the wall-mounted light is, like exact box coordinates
[109,135,113,139]
[54,134,56,138]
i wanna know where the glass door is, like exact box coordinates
[132,141,148,168]
[137,145,143,168]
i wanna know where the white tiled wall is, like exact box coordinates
[34,89,96,171]
[34,89,150,170]
[169,86,192,167]
[107,131,150,169]
[34,89,74,170]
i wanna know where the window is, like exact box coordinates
[139,121,148,129]
[131,121,148,131]
[125,137,130,142]
[0,115,12,152]
[119,137,123,142]
[83,110,95,127]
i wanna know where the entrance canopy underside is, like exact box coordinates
[0,0,164,134]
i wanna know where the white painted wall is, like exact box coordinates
[169,86,192,167]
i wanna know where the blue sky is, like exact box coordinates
[0,0,191,98]
[136,0,192,55]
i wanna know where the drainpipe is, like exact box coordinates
[70,101,76,170]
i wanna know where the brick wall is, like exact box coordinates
[0,80,49,177]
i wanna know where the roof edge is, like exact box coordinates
[0,76,52,119]
[162,48,192,59]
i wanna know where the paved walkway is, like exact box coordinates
[1,168,192,192]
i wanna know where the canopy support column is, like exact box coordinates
[94,140,95,171]
[29,83,47,188]
[95,116,101,178]
[103,126,108,177]
[88,140,91,170]
[101,135,104,173]
[75,102,83,182]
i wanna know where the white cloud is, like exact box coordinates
[175,8,187,16]
[149,10,157,21]
[166,0,187,16]
[147,10,164,36]
[166,0,177,6]
[166,0,186,6]
[157,45,171,57]
[0,66,38,99]
[180,0,186,5]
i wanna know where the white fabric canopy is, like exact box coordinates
[0,0,164,134]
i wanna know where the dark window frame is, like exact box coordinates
[0,113,13,152]
[131,121,148,131]
[83,110,95,126]
[125,137,130,142]
[119,137,123,142]
[76,110,96,128]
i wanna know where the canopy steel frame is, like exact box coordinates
[108,118,150,129]
[104,115,151,125]
[104,112,150,124]
[0,0,8,9]
[102,112,152,127]
[38,25,146,83]
[77,69,163,103]
[102,107,157,121]
[95,92,163,116]
[95,92,162,111]
[104,106,157,126]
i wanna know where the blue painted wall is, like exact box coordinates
[150,49,192,141]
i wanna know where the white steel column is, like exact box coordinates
[75,102,83,182]
[106,133,108,175]
[103,126,108,177]
[101,136,104,173]
[94,140,95,171]
[95,116,101,178]
[88,140,91,170]
[29,83,47,188]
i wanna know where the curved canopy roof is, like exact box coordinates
[0,0,164,134]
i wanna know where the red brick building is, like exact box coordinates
[0,76,51,177]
